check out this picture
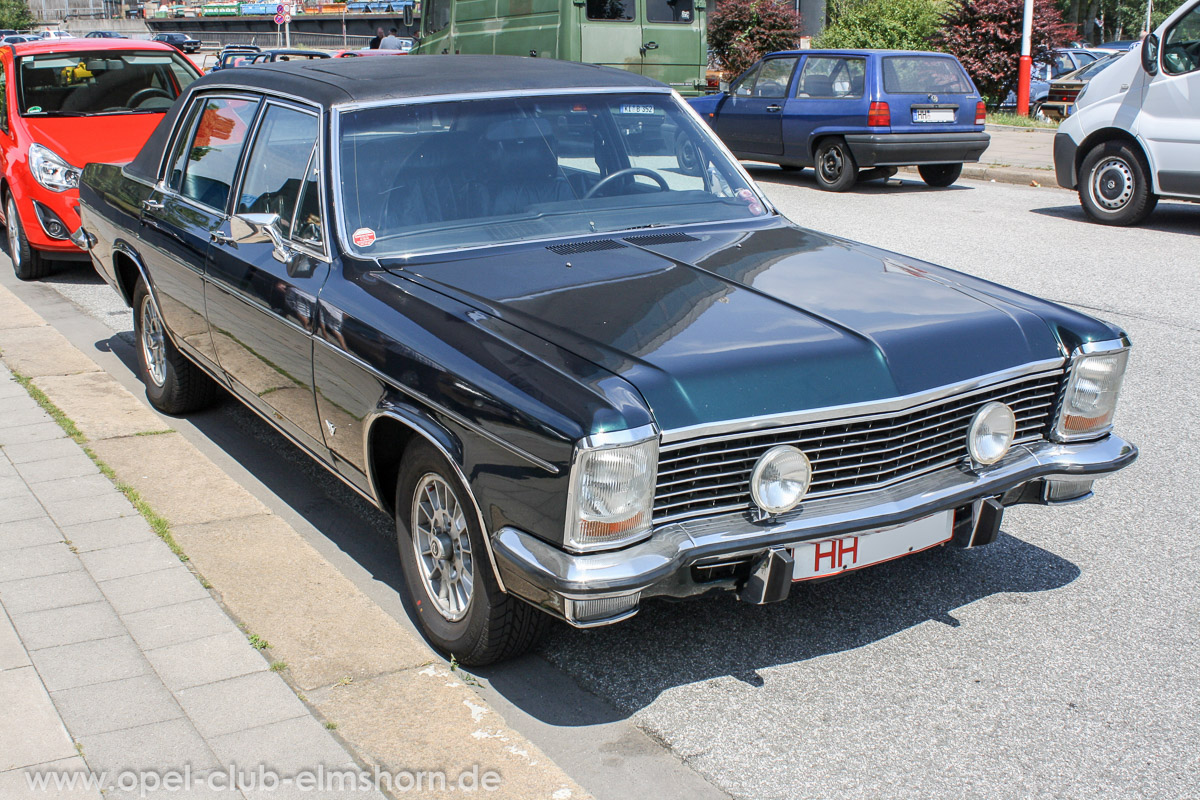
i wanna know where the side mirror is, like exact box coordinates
[1141,33,1159,76]
[231,212,299,269]
[403,3,413,27]
[719,79,729,94]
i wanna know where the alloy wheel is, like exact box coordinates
[411,473,474,622]
[139,295,168,388]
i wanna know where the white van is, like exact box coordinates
[1054,0,1200,225]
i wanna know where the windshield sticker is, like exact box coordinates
[27,106,42,113]
[736,188,764,217]
[352,227,377,247]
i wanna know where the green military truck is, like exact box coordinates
[415,0,708,95]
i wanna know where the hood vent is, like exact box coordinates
[624,232,700,246]
[547,240,626,255]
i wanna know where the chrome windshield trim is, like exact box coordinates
[658,358,1067,445]
[312,335,560,475]
[332,85,675,113]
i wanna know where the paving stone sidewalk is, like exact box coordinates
[0,362,386,800]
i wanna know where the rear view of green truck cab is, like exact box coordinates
[416,0,708,95]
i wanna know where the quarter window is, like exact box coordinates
[797,57,866,98]
[236,104,318,237]
[175,97,260,211]
[646,0,694,23]
[0,65,8,134]
[587,0,635,21]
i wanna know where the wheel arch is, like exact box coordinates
[111,242,148,308]
[1075,128,1154,189]
[364,402,507,592]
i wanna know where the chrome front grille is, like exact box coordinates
[653,369,1064,525]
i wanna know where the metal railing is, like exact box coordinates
[176,29,374,51]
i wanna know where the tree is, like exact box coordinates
[0,0,34,30]
[708,0,803,76]
[815,0,944,50]
[933,0,1074,104]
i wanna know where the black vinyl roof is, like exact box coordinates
[197,55,664,107]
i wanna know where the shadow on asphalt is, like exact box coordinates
[744,163,973,194]
[1030,203,1200,235]
[66,261,1080,732]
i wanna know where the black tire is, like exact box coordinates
[917,163,963,188]
[813,138,857,192]
[131,279,218,414]
[395,441,547,666]
[1077,141,1158,226]
[5,194,51,281]
[674,130,701,177]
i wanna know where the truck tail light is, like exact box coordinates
[867,101,890,127]
[975,101,987,126]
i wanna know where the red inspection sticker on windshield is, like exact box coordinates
[352,227,376,247]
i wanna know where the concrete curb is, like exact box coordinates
[899,163,1061,189]
[0,282,591,800]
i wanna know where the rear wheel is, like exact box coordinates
[674,130,701,177]
[395,442,547,666]
[5,194,51,281]
[1078,141,1157,226]
[917,163,963,188]
[813,138,857,192]
[132,279,218,414]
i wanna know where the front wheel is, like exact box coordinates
[5,194,50,281]
[395,442,547,665]
[813,139,858,192]
[1078,141,1157,226]
[132,279,218,414]
[917,163,963,188]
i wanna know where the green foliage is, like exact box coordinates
[708,0,804,75]
[815,0,944,50]
[0,0,35,30]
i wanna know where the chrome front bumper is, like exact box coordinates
[492,435,1137,627]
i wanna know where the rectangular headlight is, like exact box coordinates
[1054,345,1129,441]
[565,427,658,552]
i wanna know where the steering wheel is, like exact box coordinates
[128,87,172,108]
[584,167,670,199]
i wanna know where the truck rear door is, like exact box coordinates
[580,0,643,74]
[640,0,705,93]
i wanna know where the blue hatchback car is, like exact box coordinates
[688,50,991,191]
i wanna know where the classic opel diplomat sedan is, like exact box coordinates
[75,57,1136,664]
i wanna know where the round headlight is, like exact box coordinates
[750,445,812,515]
[967,402,1017,466]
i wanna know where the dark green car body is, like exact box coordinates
[416,0,708,95]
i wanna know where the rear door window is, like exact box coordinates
[173,96,260,212]
[796,56,866,98]
[588,0,635,20]
[882,56,974,94]
[646,0,693,23]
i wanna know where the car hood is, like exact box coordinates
[22,114,165,167]
[389,222,1089,432]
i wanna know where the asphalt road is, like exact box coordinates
[8,173,1199,800]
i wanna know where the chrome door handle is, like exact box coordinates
[766,104,782,112]
[210,231,234,245]
[142,199,164,212]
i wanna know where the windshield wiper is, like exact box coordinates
[24,110,89,117]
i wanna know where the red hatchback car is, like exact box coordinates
[1,38,201,279]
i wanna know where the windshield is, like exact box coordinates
[338,93,765,257]
[1070,54,1117,80]
[17,50,200,116]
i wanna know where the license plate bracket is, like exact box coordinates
[791,511,953,581]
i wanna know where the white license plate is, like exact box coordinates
[620,104,656,114]
[912,108,956,123]
[792,511,953,581]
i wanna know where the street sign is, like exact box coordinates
[274,13,284,23]
[276,3,284,11]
